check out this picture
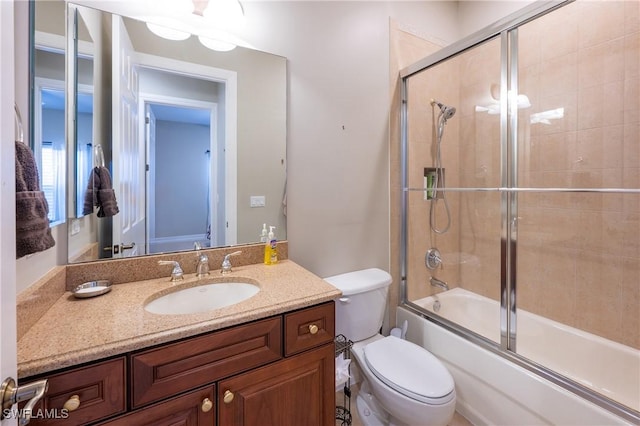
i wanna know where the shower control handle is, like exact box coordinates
[425,248,442,270]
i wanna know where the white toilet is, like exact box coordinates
[325,268,456,426]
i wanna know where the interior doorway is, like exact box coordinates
[144,99,219,253]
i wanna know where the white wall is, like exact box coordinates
[457,0,537,39]
[237,1,460,278]
[154,120,210,238]
[246,0,533,278]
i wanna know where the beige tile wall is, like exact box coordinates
[389,20,448,328]
[516,0,639,349]
[396,0,639,349]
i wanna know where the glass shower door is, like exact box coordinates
[513,0,640,413]
[403,35,504,345]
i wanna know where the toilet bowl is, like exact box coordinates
[324,268,456,426]
[352,335,456,426]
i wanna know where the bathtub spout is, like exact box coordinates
[430,276,449,291]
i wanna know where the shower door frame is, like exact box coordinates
[398,0,639,423]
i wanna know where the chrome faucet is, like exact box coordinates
[221,251,242,274]
[158,260,184,282]
[194,242,210,278]
[430,276,449,291]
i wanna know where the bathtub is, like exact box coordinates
[398,288,639,425]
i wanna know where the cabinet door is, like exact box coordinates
[218,343,335,426]
[99,386,214,426]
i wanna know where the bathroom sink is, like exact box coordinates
[144,281,260,315]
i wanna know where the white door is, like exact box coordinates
[111,15,145,258]
[1,1,18,424]
[145,104,156,250]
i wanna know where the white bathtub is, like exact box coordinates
[398,288,639,425]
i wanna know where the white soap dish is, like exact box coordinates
[72,280,112,299]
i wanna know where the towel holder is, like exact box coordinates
[14,103,24,143]
[94,144,105,167]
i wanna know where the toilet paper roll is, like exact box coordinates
[335,354,351,392]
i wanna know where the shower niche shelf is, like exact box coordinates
[424,167,445,200]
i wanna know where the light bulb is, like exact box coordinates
[203,0,245,30]
[146,21,191,41]
[198,35,237,52]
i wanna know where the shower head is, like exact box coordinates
[430,98,457,120]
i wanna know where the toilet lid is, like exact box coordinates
[364,336,455,404]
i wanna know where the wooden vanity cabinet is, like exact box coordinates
[25,301,335,426]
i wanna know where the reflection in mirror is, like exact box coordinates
[73,12,95,220]
[34,74,65,226]
[33,0,66,227]
[65,3,287,264]
[67,5,103,263]
[144,98,216,253]
[75,92,94,218]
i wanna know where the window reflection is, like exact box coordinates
[38,86,65,225]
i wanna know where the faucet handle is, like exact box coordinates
[425,248,443,270]
[158,260,184,281]
[221,251,242,274]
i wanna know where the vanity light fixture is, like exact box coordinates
[144,0,245,51]
[144,0,194,40]
[202,0,246,31]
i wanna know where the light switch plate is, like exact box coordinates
[250,195,266,208]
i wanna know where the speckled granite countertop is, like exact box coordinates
[18,260,341,378]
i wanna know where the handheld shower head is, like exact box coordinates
[430,98,457,120]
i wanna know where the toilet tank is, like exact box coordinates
[324,268,392,342]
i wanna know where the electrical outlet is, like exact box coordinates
[250,195,266,208]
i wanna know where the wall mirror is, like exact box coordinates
[32,1,67,228]
[31,0,287,264]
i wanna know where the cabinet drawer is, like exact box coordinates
[27,357,126,426]
[284,301,335,356]
[99,386,215,426]
[130,316,282,408]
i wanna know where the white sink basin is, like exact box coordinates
[145,281,260,315]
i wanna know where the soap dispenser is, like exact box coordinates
[268,226,278,264]
[264,226,277,265]
[259,223,268,243]
[264,226,272,265]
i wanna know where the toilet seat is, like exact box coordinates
[363,336,455,405]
